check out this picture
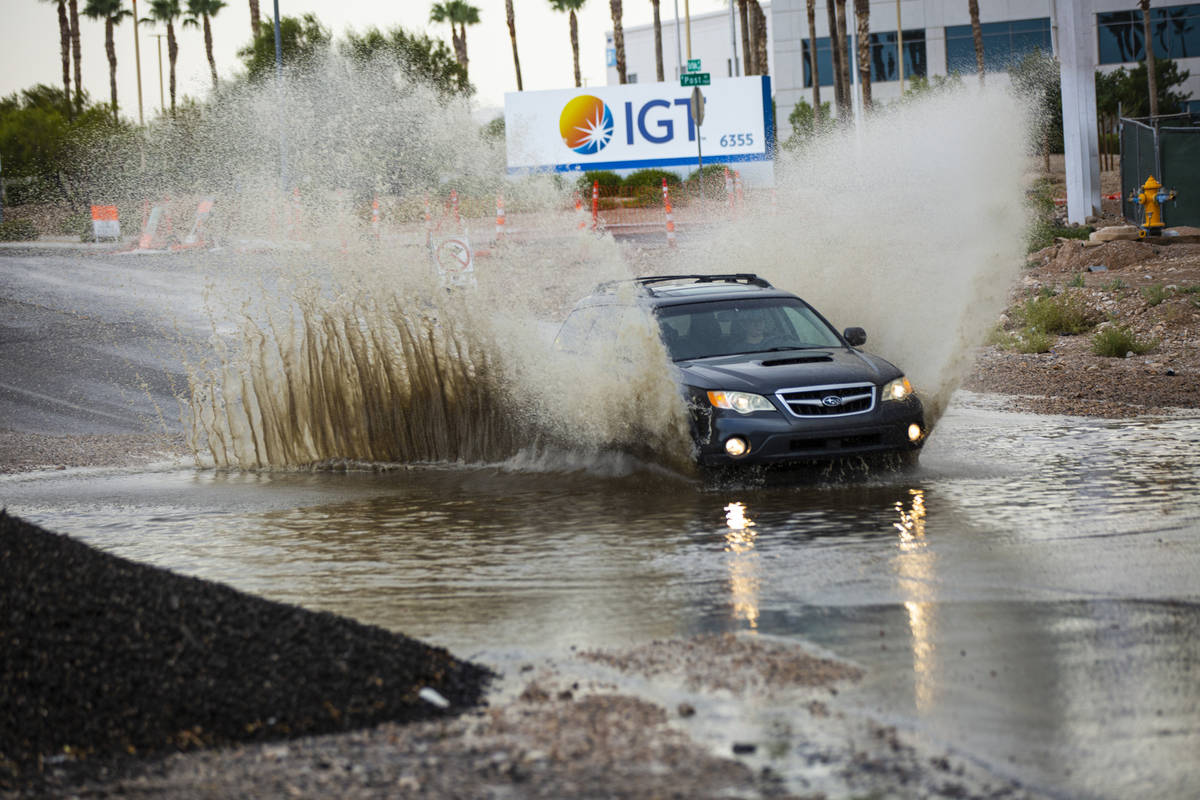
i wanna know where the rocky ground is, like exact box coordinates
[961,163,1200,418]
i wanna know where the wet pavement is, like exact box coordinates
[3,250,1199,798]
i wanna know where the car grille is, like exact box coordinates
[776,382,876,417]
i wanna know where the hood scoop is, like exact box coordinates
[762,354,833,367]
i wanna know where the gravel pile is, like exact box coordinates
[0,511,493,793]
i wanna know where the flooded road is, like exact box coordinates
[4,395,1199,799]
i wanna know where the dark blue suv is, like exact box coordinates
[555,274,926,468]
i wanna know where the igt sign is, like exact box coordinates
[504,76,773,174]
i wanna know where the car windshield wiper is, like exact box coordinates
[738,345,827,355]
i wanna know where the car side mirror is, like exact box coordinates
[843,327,867,347]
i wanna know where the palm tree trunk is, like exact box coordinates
[167,21,177,115]
[969,0,984,84]
[570,10,581,88]
[825,0,846,115]
[835,0,851,114]
[854,0,870,109]
[1141,0,1159,117]
[203,14,217,88]
[248,0,260,38]
[505,0,522,90]
[458,22,469,77]
[105,17,118,122]
[68,0,82,112]
[57,0,72,113]
[739,0,751,75]
[751,2,768,76]
[806,0,820,124]
[651,0,664,81]
[610,0,626,83]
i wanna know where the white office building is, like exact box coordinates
[608,2,1200,122]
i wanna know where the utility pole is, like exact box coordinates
[274,0,287,191]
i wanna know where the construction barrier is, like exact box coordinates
[592,180,600,231]
[137,199,172,249]
[173,198,215,250]
[371,197,381,240]
[90,205,120,242]
[495,192,506,243]
[575,193,586,230]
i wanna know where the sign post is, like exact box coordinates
[689,86,705,176]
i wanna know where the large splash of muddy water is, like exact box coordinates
[178,63,1030,472]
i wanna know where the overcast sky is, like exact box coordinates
[2,0,728,119]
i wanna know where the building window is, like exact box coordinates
[802,30,926,88]
[945,17,1052,74]
[1098,4,1200,65]
[628,73,638,83]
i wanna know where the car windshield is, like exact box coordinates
[655,297,843,361]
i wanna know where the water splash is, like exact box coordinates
[180,66,1030,471]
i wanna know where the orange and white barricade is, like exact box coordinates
[136,198,173,249]
[90,205,120,242]
[592,180,600,231]
[371,197,381,240]
[173,198,215,250]
[495,192,506,243]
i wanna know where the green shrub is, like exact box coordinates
[1068,272,1086,288]
[576,170,623,197]
[1102,277,1128,292]
[1018,292,1097,335]
[623,168,682,193]
[1091,326,1156,357]
[1027,220,1092,253]
[684,163,730,201]
[1140,283,1169,306]
[0,218,38,242]
[1012,327,1054,353]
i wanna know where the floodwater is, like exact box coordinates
[4,395,1199,800]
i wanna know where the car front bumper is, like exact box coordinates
[692,396,926,467]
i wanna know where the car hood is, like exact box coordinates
[675,348,902,392]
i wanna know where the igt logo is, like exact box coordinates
[560,95,614,154]
[560,94,700,154]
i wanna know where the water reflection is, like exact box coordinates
[893,489,937,711]
[723,501,760,631]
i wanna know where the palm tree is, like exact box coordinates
[40,0,73,114]
[184,0,225,88]
[1141,0,1159,117]
[69,0,83,113]
[248,0,259,38]
[750,1,767,75]
[650,0,664,81]
[806,0,820,125]
[969,0,984,84]
[83,0,132,122]
[854,0,870,108]
[834,0,851,113]
[550,0,587,88]
[429,1,480,81]
[505,0,522,90]
[825,0,846,115]
[142,0,182,115]
[609,0,626,83]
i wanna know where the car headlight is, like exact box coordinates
[882,376,914,401]
[707,390,776,414]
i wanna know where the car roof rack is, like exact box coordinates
[594,274,774,295]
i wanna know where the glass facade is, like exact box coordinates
[944,17,1052,73]
[801,30,926,88]
[1098,4,1200,64]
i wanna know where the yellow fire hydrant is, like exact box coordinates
[1129,175,1177,238]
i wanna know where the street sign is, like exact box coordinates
[680,72,710,87]
[689,87,705,127]
[687,58,702,73]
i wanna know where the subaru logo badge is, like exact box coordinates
[822,395,842,407]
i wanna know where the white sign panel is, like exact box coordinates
[504,76,773,174]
